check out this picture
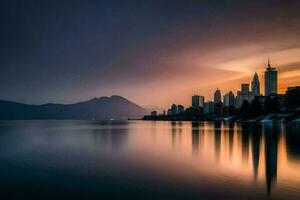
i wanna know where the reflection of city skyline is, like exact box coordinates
[140,121,300,198]
[188,122,300,198]
[100,121,300,199]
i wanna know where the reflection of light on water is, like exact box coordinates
[276,124,300,196]
[127,121,300,198]
[2,120,300,199]
[258,133,265,182]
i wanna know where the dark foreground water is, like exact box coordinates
[0,120,300,200]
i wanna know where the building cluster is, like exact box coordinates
[148,59,300,119]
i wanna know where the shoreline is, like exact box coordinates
[139,119,300,123]
[139,112,300,123]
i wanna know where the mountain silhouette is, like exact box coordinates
[0,95,146,120]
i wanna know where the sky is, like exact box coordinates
[1,0,300,110]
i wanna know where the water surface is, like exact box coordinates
[0,120,300,199]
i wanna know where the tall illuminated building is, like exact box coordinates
[251,72,260,96]
[264,58,277,96]
[214,89,222,103]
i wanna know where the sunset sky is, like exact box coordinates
[1,0,300,109]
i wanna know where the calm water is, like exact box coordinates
[0,120,300,200]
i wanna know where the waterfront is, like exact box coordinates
[0,120,300,199]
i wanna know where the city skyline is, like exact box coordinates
[154,59,299,118]
[162,58,285,111]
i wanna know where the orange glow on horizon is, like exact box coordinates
[136,45,300,109]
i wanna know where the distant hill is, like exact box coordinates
[0,95,147,120]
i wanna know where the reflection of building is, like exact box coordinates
[265,59,278,96]
[241,124,250,163]
[264,124,279,198]
[251,126,261,180]
[228,123,234,159]
[204,101,215,114]
[191,122,200,156]
[214,89,222,103]
[177,105,185,113]
[160,121,300,198]
[285,123,300,158]
[251,72,260,96]
[171,121,177,149]
[214,122,221,161]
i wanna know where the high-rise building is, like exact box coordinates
[199,96,204,107]
[171,104,177,115]
[214,89,222,103]
[265,58,277,96]
[241,84,249,93]
[286,86,300,112]
[223,91,235,107]
[150,111,157,116]
[177,105,185,113]
[167,109,172,116]
[251,72,260,96]
[192,95,204,107]
[236,84,254,107]
[204,101,215,114]
[192,95,200,107]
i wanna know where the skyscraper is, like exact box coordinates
[214,89,222,103]
[204,101,215,114]
[192,95,204,107]
[251,72,260,96]
[223,91,235,107]
[286,86,300,112]
[214,89,222,115]
[192,95,200,107]
[265,58,277,96]
[241,84,249,93]
[177,105,185,113]
[171,104,177,115]
[199,96,204,107]
[236,83,254,107]
[192,95,204,108]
